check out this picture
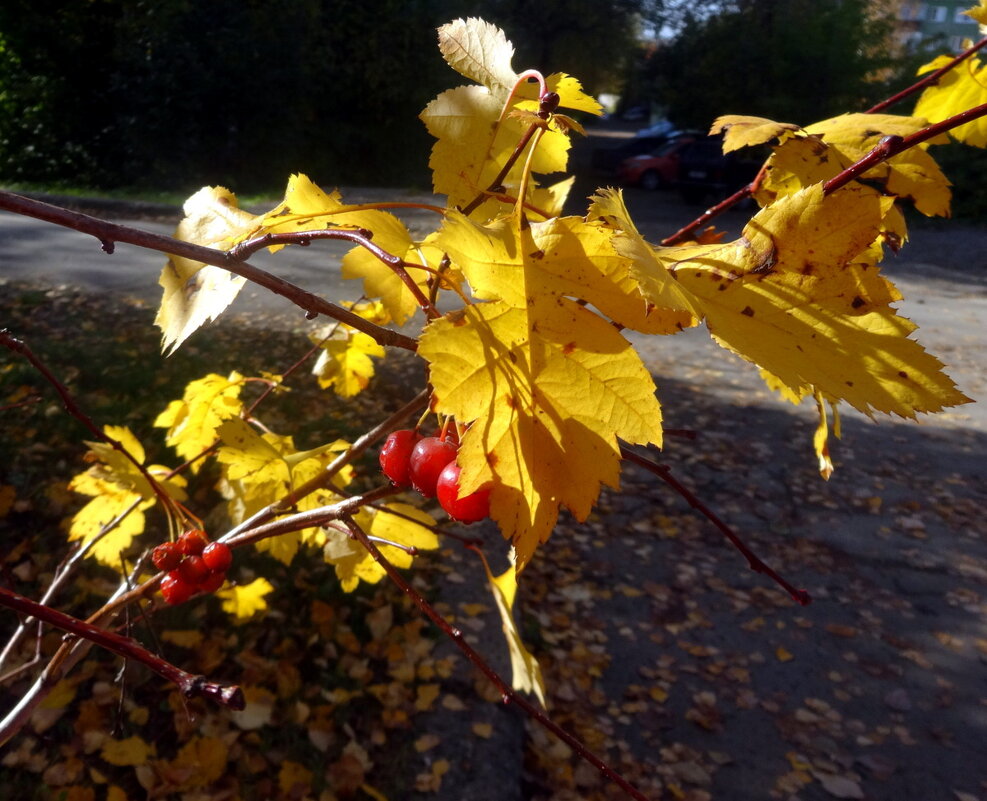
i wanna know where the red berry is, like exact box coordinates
[379,429,421,487]
[202,541,233,573]
[179,528,208,556]
[178,555,211,585]
[409,436,457,497]
[198,570,227,594]
[436,462,490,524]
[161,572,194,605]
[151,541,182,572]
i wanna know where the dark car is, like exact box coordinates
[616,132,700,190]
[592,134,670,172]
[676,136,766,204]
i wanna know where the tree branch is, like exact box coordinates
[620,446,811,606]
[341,515,654,801]
[0,191,418,352]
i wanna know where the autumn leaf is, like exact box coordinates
[420,297,662,570]
[101,736,154,767]
[712,114,802,152]
[323,504,438,591]
[479,549,546,704]
[67,426,185,567]
[751,113,952,216]
[915,52,987,148]
[156,187,258,354]
[217,578,274,620]
[644,184,971,418]
[421,19,600,218]
[154,371,246,472]
[172,737,228,787]
[309,326,385,398]
[437,17,517,93]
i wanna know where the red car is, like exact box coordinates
[616,133,699,190]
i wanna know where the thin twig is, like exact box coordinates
[866,36,987,114]
[620,445,811,606]
[0,587,244,711]
[341,516,653,801]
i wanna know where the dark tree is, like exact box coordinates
[638,0,898,129]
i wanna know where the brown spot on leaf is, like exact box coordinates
[563,342,577,355]
[898,370,909,379]
[741,306,755,317]
[486,452,499,468]
[851,296,866,309]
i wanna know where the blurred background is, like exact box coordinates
[0,0,984,213]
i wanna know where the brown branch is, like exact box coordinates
[0,191,418,352]
[867,36,987,114]
[0,329,176,512]
[663,40,987,246]
[0,586,244,710]
[229,229,438,318]
[620,445,811,606]
[824,101,987,196]
[341,515,653,801]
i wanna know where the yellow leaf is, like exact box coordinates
[589,189,702,330]
[472,722,494,738]
[67,469,156,567]
[0,484,16,517]
[160,630,204,648]
[812,390,836,481]
[420,263,662,569]
[915,52,987,147]
[792,114,950,217]
[155,187,257,354]
[438,209,685,334]
[173,736,228,787]
[712,114,802,152]
[649,185,970,419]
[154,372,245,472]
[217,578,274,620]
[279,761,314,796]
[323,504,438,591]
[216,418,290,486]
[775,646,795,662]
[966,1,987,24]
[39,678,77,710]
[480,550,546,705]
[310,329,385,397]
[83,426,185,503]
[340,218,432,326]
[100,736,154,767]
[438,18,517,93]
[422,22,590,219]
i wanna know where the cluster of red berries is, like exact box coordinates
[379,430,491,524]
[153,529,232,605]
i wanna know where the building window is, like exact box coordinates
[929,5,948,23]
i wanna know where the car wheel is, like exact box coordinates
[640,170,662,191]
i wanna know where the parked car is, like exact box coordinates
[676,136,766,204]
[616,132,700,190]
[592,133,670,172]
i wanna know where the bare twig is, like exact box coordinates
[866,36,987,114]
[0,587,244,714]
[341,515,653,801]
[620,445,811,606]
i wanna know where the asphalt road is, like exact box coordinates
[1,185,986,800]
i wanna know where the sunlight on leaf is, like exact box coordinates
[217,578,274,620]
